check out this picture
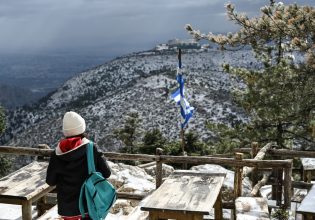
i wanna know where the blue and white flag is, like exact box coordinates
[171,68,194,128]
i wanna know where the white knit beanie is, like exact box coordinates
[62,111,86,137]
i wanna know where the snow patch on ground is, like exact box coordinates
[0,204,36,220]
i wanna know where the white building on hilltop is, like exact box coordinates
[167,38,201,49]
[155,43,169,51]
[155,39,201,51]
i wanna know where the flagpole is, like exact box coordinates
[178,49,186,158]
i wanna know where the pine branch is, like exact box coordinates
[283,129,314,143]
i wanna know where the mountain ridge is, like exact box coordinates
[1,48,254,151]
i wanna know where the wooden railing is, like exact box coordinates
[234,147,315,158]
[0,145,293,209]
[234,143,315,206]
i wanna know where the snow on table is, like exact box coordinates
[301,158,315,182]
[301,158,315,170]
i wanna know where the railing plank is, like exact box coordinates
[235,148,315,158]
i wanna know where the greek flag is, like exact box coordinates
[171,69,194,128]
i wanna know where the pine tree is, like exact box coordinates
[186,2,315,149]
[138,128,166,154]
[0,106,11,177]
[0,106,4,134]
[114,111,142,153]
[184,131,211,155]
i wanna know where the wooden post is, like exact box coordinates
[234,153,243,198]
[21,200,32,220]
[180,128,185,154]
[156,148,163,189]
[251,142,259,158]
[251,142,259,185]
[283,160,292,209]
[233,153,243,220]
[180,128,188,169]
[182,151,188,170]
[272,149,284,206]
[271,156,280,201]
[276,168,283,206]
[37,144,50,161]
[214,190,223,220]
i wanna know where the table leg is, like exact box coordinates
[37,195,47,217]
[214,190,223,220]
[22,200,32,220]
[303,170,312,183]
[307,171,312,183]
[192,214,203,220]
[303,169,311,183]
[305,214,315,220]
[301,214,315,220]
[149,211,159,220]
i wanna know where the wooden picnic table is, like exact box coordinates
[301,158,315,183]
[296,184,315,220]
[0,161,55,220]
[140,170,226,220]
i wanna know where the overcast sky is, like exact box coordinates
[1,0,315,56]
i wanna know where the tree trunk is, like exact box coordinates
[242,143,273,178]
[250,172,272,196]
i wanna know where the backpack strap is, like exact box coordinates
[87,141,96,174]
[79,141,96,218]
[79,183,87,218]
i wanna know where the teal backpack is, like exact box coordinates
[79,142,116,220]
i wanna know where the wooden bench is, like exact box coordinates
[235,197,270,220]
[141,170,226,220]
[297,184,315,220]
[0,161,55,220]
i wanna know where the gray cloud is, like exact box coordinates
[0,0,314,55]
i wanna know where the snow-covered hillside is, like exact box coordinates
[2,48,256,151]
